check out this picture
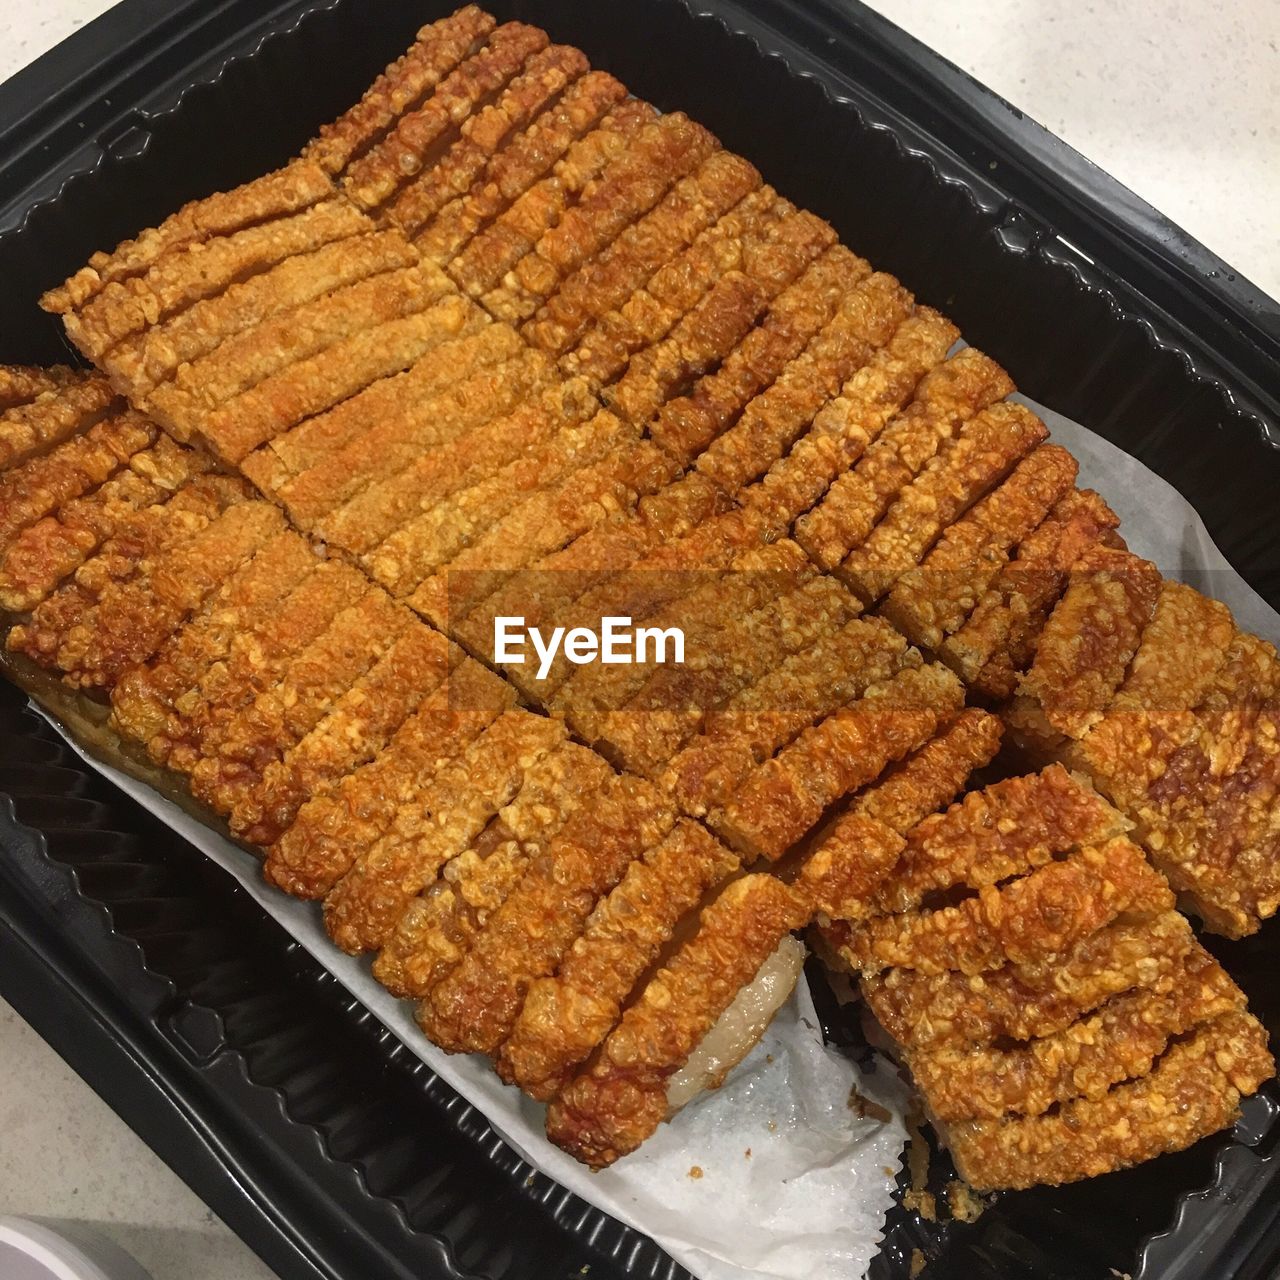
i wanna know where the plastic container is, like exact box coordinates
[0,1218,153,1280]
[0,2,1277,1279]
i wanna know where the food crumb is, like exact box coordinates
[767,1119,778,1133]
[946,1179,990,1224]
[909,1248,927,1278]
[744,1148,752,1160]
[766,1054,774,1064]
[688,1165,704,1180]
[848,1083,893,1122]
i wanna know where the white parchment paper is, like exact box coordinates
[30,395,1280,1280]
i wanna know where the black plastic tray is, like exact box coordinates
[1,3,1278,1279]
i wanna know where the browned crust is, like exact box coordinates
[875,764,1127,914]
[371,741,616,998]
[413,69,627,265]
[416,774,676,1054]
[692,271,914,496]
[544,872,804,1168]
[944,1011,1273,1190]
[852,707,1004,836]
[880,443,1078,649]
[304,7,498,176]
[42,161,335,316]
[791,345,1010,571]
[843,837,1174,976]
[322,709,567,953]
[263,659,516,898]
[0,370,120,470]
[342,23,552,212]
[851,911,1199,1051]
[711,663,964,858]
[523,150,761,359]
[661,615,913,818]
[386,42,590,239]
[913,948,1246,1122]
[836,402,1049,605]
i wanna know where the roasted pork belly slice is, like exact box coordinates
[385,42,590,240]
[879,443,1078,650]
[372,741,616,998]
[264,658,515,899]
[710,663,965,858]
[844,836,1174,977]
[943,1012,1273,1191]
[414,69,627,264]
[523,150,762,359]
[42,160,336,318]
[0,369,120,470]
[323,709,567,953]
[416,774,676,1054]
[304,5,498,178]
[912,949,1246,1123]
[341,22,552,212]
[449,98,657,299]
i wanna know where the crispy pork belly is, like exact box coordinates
[323,709,567,954]
[562,185,782,386]
[417,774,676,1054]
[523,150,762,359]
[880,443,1078,649]
[304,5,497,178]
[1012,546,1163,742]
[7,475,259,685]
[845,836,1174,976]
[0,409,156,552]
[41,160,335,318]
[340,22,552,212]
[413,69,628,264]
[236,624,458,845]
[939,486,1122,696]
[67,196,372,365]
[483,112,720,324]
[836,402,1049,605]
[146,276,480,463]
[579,572,863,779]
[109,530,321,751]
[692,272,916,494]
[0,369,120,469]
[372,741,616,998]
[364,405,636,600]
[545,873,808,1168]
[873,764,1127,914]
[186,588,412,817]
[157,558,372,773]
[945,1012,1273,1190]
[792,345,1010,570]
[448,98,657,299]
[253,339,548,526]
[711,663,965,858]
[912,949,1246,1123]
[406,435,678,626]
[852,707,1004,836]
[385,42,590,240]
[0,363,74,411]
[662,615,915,818]
[264,658,515,898]
[853,911,1200,1052]
[1062,597,1280,938]
[647,245,871,465]
[497,819,741,1098]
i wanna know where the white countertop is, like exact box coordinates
[0,4,1276,1280]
